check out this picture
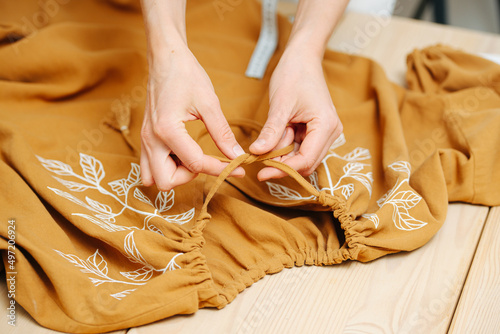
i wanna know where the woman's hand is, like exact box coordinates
[249,48,343,180]
[139,0,244,191]
[249,0,348,181]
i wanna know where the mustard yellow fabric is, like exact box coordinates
[1,0,499,332]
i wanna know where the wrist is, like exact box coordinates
[141,0,188,56]
[283,33,326,62]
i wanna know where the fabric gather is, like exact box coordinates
[0,0,499,332]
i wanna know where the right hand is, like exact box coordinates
[140,44,245,191]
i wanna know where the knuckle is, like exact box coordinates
[261,124,278,137]
[152,119,174,142]
[187,159,204,174]
[140,126,153,143]
[326,118,337,133]
[203,97,221,113]
[219,125,235,142]
[302,158,317,175]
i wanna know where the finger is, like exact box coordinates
[273,126,295,154]
[149,147,244,191]
[140,141,154,187]
[249,108,288,155]
[149,154,197,192]
[255,126,295,180]
[259,118,342,180]
[153,118,244,177]
[200,100,245,159]
[282,121,341,176]
[257,142,300,181]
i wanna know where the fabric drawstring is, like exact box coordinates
[196,144,339,224]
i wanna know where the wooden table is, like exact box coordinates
[2,9,499,334]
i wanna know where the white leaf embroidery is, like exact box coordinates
[110,289,136,300]
[389,160,411,176]
[120,266,154,282]
[266,182,303,200]
[375,160,427,231]
[361,213,380,228]
[340,184,354,200]
[123,231,149,266]
[80,153,105,185]
[48,187,91,209]
[88,277,106,286]
[392,205,427,231]
[73,213,129,232]
[377,189,391,207]
[342,147,371,161]
[377,160,412,208]
[155,190,174,213]
[388,190,421,210]
[87,250,109,276]
[54,249,115,286]
[86,196,113,214]
[164,253,182,271]
[36,156,74,176]
[351,172,374,196]
[163,208,195,225]
[108,179,127,197]
[95,213,116,222]
[134,188,153,206]
[40,153,196,235]
[53,177,91,192]
[329,133,346,150]
[309,171,320,191]
[146,223,164,235]
[343,162,365,175]
[54,250,90,272]
[126,163,142,187]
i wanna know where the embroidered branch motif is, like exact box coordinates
[361,213,380,228]
[37,153,195,233]
[38,153,189,300]
[266,134,373,202]
[365,161,427,231]
[111,289,137,300]
[54,231,183,299]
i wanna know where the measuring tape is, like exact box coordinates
[245,0,279,79]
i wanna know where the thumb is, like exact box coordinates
[202,102,245,159]
[249,112,287,155]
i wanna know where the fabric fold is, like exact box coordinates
[1,0,499,332]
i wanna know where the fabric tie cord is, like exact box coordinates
[197,144,338,223]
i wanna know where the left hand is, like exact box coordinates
[249,48,343,181]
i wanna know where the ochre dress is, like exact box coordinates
[0,0,499,332]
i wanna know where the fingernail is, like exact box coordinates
[254,139,266,147]
[233,144,245,157]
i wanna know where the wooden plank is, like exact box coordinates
[448,206,500,334]
[127,204,488,334]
